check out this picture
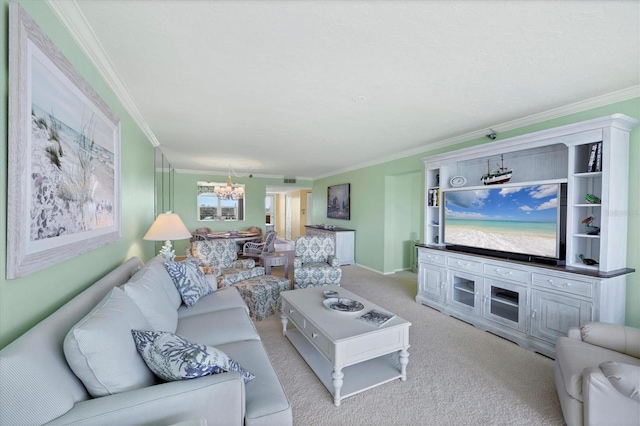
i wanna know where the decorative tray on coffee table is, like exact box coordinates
[322,297,364,313]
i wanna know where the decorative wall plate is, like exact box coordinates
[450,176,467,187]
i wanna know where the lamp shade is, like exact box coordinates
[143,212,192,241]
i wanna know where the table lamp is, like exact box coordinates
[143,211,192,261]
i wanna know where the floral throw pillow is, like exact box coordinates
[165,258,212,307]
[131,330,255,383]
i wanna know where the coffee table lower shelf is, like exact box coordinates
[286,328,404,405]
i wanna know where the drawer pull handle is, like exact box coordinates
[494,269,513,276]
[311,333,318,338]
[548,280,571,288]
[427,255,438,261]
[456,261,471,268]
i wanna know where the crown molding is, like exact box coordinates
[312,86,639,180]
[46,0,160,147]
[43,0,638,179]
[173,168,314,181]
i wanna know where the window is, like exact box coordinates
[197,181,245,221]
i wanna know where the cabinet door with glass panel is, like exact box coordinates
[448,269,482,315]
[482,279,528,333]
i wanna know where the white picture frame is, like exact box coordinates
[7,4,121,279]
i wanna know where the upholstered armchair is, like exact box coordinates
[554,322,640,426]
[293,235,342,289]
[187,239,265,288]
[243,231,277,260]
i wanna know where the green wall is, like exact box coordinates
[170,172,312,256]
[1,2,638,350]
[313,97,640,327]
[0,1,156,349]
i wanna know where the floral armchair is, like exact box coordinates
[293,235,342,289]
[187,239,265,288]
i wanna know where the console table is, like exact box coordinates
[305,226,355,265]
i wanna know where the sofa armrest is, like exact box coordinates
[46,373,245,426]
[567,327,581,339]
[580,322,640,358]
[582,366,640,426]
[294,257,302,268]
[327,255,340,267]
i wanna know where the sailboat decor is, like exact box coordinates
[481,154,513,185]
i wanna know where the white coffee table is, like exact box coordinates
[280,286,410,406]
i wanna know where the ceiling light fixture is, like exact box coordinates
[214,166,244,200]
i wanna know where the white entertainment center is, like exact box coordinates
[416,114,638,358]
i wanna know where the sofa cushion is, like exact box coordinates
[600,361,640,402]
[146,255,184,309]
[166,258,213,308]
[123,267,178,333]
[131,330,255,383]
[63,287,157,397]
[555,336,640,402]
[176,307,260,346]
[218,340,292,425]
[178,286,249,319]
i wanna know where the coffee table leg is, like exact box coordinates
[332,366,344,406]
[281,313,288,336]
[399,348,409,381]
[264,261,272,275]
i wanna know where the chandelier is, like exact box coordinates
[214,175,244,200]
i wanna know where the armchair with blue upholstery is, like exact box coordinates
[187,239,265,288]
[293,235,342,289]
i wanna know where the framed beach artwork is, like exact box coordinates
[7,4,121,279]
[327,183,350,220]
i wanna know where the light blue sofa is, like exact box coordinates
[0,256,292,425]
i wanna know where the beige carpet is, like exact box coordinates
[255,264,565,425]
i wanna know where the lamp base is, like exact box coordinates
[159,240,176,261]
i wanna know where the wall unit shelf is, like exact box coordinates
[416,114,638,358]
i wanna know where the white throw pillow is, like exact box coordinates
[63,287,157,397]
[146,255,184,309]
[600,361,640,402]
[124,266,179,332]
[131,330,255,383]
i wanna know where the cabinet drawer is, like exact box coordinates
[484,263,529,284]
[532,273,593,298]
[418,250,446,266]
[284,305,305,329]
[301,320,331,358]
[447,256,482,273]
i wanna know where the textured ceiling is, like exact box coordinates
[51,0,640,179]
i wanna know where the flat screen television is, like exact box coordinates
[443,183,566,265]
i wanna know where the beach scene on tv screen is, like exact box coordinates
[444,184,559,258]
